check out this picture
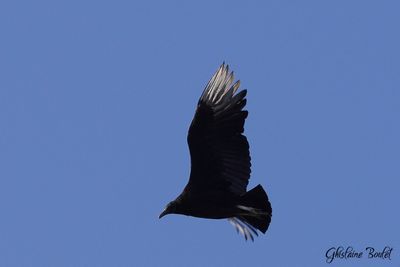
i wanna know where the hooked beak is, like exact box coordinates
[159,208,169,219]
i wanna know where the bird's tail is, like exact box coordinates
[238,184,272,233]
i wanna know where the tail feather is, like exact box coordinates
[238,184,272,233]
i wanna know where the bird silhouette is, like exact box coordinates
[159,63,272,241]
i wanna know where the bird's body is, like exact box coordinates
[159,63,272,240]
[169,189,241,219]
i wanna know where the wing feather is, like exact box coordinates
[187,63,251,195]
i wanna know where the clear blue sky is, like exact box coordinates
[1,1,399,266]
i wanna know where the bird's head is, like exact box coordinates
[159,201,180,219]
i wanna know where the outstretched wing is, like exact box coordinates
[186,63,251,195]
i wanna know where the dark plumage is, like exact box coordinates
[159,63,272,240]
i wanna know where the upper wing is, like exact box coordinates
[186,63,251,195]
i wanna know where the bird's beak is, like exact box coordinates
[159,208,169,219]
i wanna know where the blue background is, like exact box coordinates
[1,1,399,266]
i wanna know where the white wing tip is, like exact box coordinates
[200,63,240,105]
[228,218,257,241]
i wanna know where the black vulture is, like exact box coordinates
[159,63,272,241]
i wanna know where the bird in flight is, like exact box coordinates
[159,63,272,241]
